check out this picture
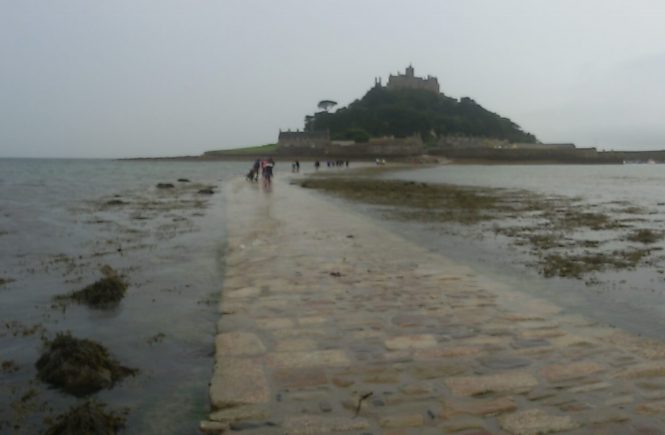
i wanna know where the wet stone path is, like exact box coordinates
[202,178,665,434]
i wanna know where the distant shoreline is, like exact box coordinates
[119,147,665,165]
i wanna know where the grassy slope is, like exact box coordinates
[207,143,278,155]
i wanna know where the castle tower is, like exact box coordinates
[386,65,440,94]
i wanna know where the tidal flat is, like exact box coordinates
[1,179,219,433]
[299,176,664,279]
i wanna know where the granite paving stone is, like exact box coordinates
[442,396,518,417]
[379,413,425,428]
[385,334,438,350]
[498,409,580,435]
[445,372,539,397]
[282,415,370,434]
[541,361,604,382]
[215,331,266,357]
[210,358,270,409]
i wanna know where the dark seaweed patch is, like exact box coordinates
[36,332,137,397]
[58,267,127,309]
[44,400,126,435]
[627,229,664,244]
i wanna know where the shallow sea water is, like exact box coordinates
[373,164,665,339]
[0,159,247,434]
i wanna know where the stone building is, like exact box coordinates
[277,130,330,149]
[386,65,440,94]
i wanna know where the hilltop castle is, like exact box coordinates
[383,65,440,94]
[277,65,440,151]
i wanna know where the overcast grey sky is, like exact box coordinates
[2,0,665,158]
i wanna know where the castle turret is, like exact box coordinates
[386,65,440,94]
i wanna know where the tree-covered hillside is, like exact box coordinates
[305,86,537,144]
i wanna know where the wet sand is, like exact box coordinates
[204,176,665,434]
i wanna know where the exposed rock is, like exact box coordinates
[44,400,126,435]
[156,183,174,189]
[36,333,137,396]
[104,199,125,206]
[177,178,190,182]
[198,188,215,195]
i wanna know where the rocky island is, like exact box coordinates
[199,66,665,163]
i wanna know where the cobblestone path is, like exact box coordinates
[201,178,665,434]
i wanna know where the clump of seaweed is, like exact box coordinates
[104,199,125,206]
[299,175,665,281]
[36,332,137,397]
[0,277,15,287]
[541,248,654,278]
[44,400,126,435]
[59,267,127,308]
[528,233,564,250]
[1,360,19,373]
[299,178,511,225]
[548,209,623,231]
[146,332,165,345]
[627,229,664,244]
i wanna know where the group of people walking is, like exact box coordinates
[246,157,353,185]
[246,158,275,186]
[313,160,349,170]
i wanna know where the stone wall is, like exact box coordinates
[278,130,330,149]
[510,143,576,150]
[429,146,622,163]
[436,136,510,149]
[434,137,577,151]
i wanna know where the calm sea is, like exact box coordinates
[0,158,246,434]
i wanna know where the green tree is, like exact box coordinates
[306,87,537,143]
[317,100,337,112]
